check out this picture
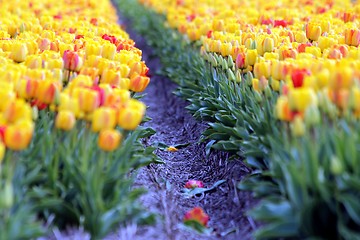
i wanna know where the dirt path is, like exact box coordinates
[109,25,257,240]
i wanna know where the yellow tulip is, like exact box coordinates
[55,110,76,131]
[91,107,117,132]
[117,99,145,130]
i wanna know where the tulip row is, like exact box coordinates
[0,0,150,159]
[0,0,156,239]
[120,0,360,238]
[139,0,360,133]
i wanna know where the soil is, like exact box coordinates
[106,22,258,240]
[41,5,258,240]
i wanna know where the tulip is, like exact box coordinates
[102,42,116,60]
[329,67,353,90]
[55,110,76,131]
[4,120,34,151]
[25,55,43,69]
[0,89,16,112]
[58,93,80,116]
[10,41,28,62]
[85,42,102,57]
[220,42,232,57]
[291,116,305,137]
[288,88,317,111]
[0,141,4,163]
[80,67,99,83]
[245,49,257,66]
[349,87,360,110]
[183,207,209,227]
[318,36,337,52]
[315,69,330,89]
[98,129,122,152]
[37,37,51,51]
[3,99,32,124]
[276,96,293,121]
[101,68,121,86]
[72,88,100,113]
[305,46,321,58]
[129,74,150,92]
[104,89,130,109]
[254,61,271,79]
[294,31,307,43]
[235,52,246,69]
[63,50,83,72]
[262,37,274,53]
[305,23,321,41]
[36,80,59,104]
[344,29,360,47]
[185,180,204,189]
[291,69,311,88]
[91,107,117,132]
[117,99,146,130]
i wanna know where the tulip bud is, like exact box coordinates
[264,85,272,98]
[56,110,76,131]
[1,182,14,208]
[304,105,320,126]
[0,141,5,163]
[91,107,117,132]
[291,116,305,137]
[246,71,254,87]
[227,69,236,82]
[98,129,122,152]
[227,55,234,69]
[235,70,242,83]
[330,156,344,175]
[254,90,263,103]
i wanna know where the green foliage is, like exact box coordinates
[0,151,45,240]
[118,0,360,239]
[16,111,157,239]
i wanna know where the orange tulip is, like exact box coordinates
[98,129,122,151]
[129,75,150,92]
[183,207,209,227]
[4,120,34,151]
[344,29,360,47]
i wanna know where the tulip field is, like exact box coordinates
[1,0,360,239]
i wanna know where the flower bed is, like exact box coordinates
[118,0,360,239]
[0,0,157,239]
